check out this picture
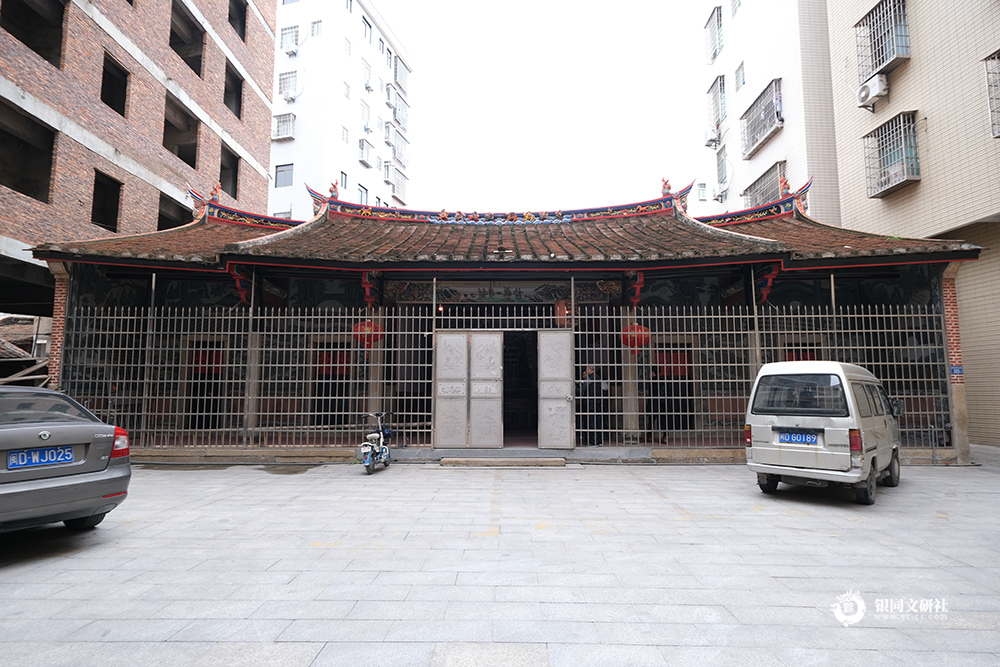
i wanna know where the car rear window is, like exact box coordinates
[751,374,849,417]
[0,393,97,425]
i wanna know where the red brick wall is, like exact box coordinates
[47,270,68,388]
[943,273,964,385]
[1,0,274,248]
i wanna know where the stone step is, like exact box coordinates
[441,457,565,467]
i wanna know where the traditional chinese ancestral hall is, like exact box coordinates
[33,181,979,463]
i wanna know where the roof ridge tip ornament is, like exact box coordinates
[186,183,210,219]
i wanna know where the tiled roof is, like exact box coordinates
[715,210,977,266]
[34,218,285,267]
[227,207,784,265]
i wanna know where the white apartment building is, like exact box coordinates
[692,0,841,224]
[827,0,1000,445]
[269,0,412,219]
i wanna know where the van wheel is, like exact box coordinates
[855,465,877,505]
[882,450,900,487]
[758,476,779,494]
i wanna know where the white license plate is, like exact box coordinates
[778,431,818,445]
[8,446,75,469]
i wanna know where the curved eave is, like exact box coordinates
[31,250,229,273]
[784,248,980,271]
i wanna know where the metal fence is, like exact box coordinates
[60,303,950,450]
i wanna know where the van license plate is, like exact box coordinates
[778,432,818,444]
[8,445,75,469]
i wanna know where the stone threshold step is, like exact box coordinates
[441,457,565,467]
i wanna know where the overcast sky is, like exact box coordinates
[366,0,708,213]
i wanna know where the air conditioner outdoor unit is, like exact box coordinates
[282,91,297,103]
[704,128,720,149]
[285,47,297,57]
[365,83,373,92]
[712,188,727,203]
[856,74,888,107]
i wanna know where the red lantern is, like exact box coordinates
[352,321,384,349]
[620,323,650,354]
[554,299,573,328]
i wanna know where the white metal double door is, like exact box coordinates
[433,330,574,448]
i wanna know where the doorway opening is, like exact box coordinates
[503,330,537,446]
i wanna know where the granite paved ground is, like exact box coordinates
[2,445,999,666]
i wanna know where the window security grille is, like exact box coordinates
[394,58,410,95]
[386,83,395,108]
[384,122,394,146]
[741,162,786,208]
[393,132,409,169]
[731,0,740,15]
[393,93,409,131]
[855,0,910,84]
[272,113,295,140]
[362,59,371,86]
[358,139,373,167]
[278,72,296,95]
[987,51,1000,139]
[863,111,920,198]
[716,145,728,185]
[361,100,370,126]
[393,168,407,203]
[311,20,322,36]
[383,161,393,184]
[280,26,298,50]
[735,62,745,92]
[705,6,723,64]
[708,76,726,127]
[740,79,783,159]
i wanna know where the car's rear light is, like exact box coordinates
[849,429,862,452]
[111,426,130,458]
[744,425,752,445]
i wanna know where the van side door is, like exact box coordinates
[863,383,891,471]
[850,382,880,469]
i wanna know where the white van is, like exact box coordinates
[744,361,903,505]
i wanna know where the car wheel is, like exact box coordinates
[882,449,900,487]
[758,476,779,494]
[855,465,877,505]
[64,513,106,530]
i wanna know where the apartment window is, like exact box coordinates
[344,82,350,99]
[379,38,384,53]
[386,48,392,68]
[363,17,371,42]
[735,62,745,92]
[169,0,204,76]
[0,101,54,203]
[219,144,239,199]
[311,20,322,36]
[345,0,352,12]
[359,138,373,167]
[393,94,409,131]
[158,194,188,231]
[392,168,407,204]
[740,79,783,159]
[362,59,372,87]
[697,183,707,201]
[731,0,740,16]
[162,93,199,169]
[281,26,299,51]
[275,164,293,188]
[375,196,381,207]
[272,113,296,140]
[0,0,66,67]
[283,0,298,4]
[394,58,410,95]
[705,6,723,64]
[101,54,129,117]
[91,171,122,232]
[228,0,247,41]
[986,51,1000,138]
[340,171,347,189]
[358,184,368,205]
[278,71,297,95]
[342,126,349,143]
[224,61,244,119]
[345,38,351,55]
[361,100,370,127]
[855,0,910,84]
[393,131,409,168]
[741,162,786,208]
[716,145,728,185]
[863,111,920,198]
[708,76,726,127]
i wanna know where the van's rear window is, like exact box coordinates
[751,374,849,417]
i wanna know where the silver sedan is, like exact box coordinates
[0,386,131,532]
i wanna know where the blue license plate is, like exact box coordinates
[778,431,818,444]
[8,446,75,469]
